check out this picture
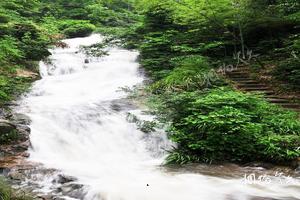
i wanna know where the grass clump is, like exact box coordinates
[0,178,33,200]
[151,56,224,92]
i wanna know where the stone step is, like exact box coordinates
[237,83,267,88]
[243,89,276,95]
[229,77,254,81]
[242,87,271,91]
[279,103,300,109]
[265,96,299,103]
[226,69,300,113]
[266,98,290,103]
[228,74,250,78]
[227,71,247,75]
[292,108,300,112]
[236,79,261,84]
[264,95,292,100]
[231,67,250,72]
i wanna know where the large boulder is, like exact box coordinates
[0,119,16,134]
[12,113,31,125]
[55,174,77,184]
[57,183,85,199]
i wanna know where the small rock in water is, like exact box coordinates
[17,125,31,139]
[57,183,85,199]
[56,174,77,184]
[8,170,26,181]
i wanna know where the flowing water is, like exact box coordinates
[18,35,300,200]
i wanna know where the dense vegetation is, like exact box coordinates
[0,0,299,169]
[109,0,300,165]
[157,88,300,164]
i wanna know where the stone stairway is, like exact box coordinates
[224,66,300,112]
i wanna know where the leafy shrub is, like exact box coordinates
[87,4,124,26]
[6,22,51,61]
[162,88,300,165]
[0,76,32,105]
[67,8,89,20]
[139,31,177,79]
[19,32,51,61]
[0,12,9,23]
[0,36,23,64]
[143,1,175,31]
[10,22,40,40]
[63,22,95,38]
[151,56,224,92]
[273,58,300,89]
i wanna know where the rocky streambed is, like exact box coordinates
[0,110,31,169]
[1,105,300,200]
[0,107,88,199]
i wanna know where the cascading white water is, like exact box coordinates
[18,35,300,200]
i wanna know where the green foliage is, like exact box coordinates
[0,75,32,105]
[152,56,223,92]
[0,130,19,145]
[87,4,132,27]
[162,88,300,164]
[0,36,23,65]
[273,58,300,89]
[127,113,158,133]
[63,22,95,38]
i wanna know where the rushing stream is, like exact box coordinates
[18,35,300,200]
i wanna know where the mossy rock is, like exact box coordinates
[64,23,95,38]
[0,119,18,144]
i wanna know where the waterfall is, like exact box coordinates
[18,35,300,200]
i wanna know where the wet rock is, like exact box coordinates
[13,113,31,125]
[57,183,85,200]
[37,195,66,200]
[295,158,300,173]
[110,99,136,112]
[16,125,31,142]
[244,162,274,169]
[111,103,122,112]
[250,197,281,200]
[3,102,18,107]
[0,108,7,118]
[21,152,30,158]
[56,174,77,184]
[291,157,300,171]
[0,119,16,134]
[12,140,31,152]
[8,170,26,181]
